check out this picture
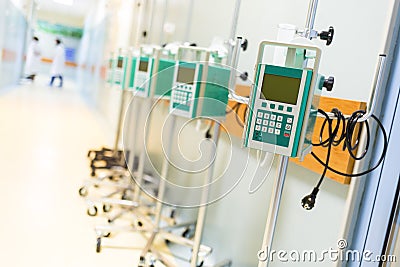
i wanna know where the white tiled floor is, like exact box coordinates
[0,78,148,267]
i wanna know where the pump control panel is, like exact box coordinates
[170,62,200,117]
[106,58,114,84]
[113,56,128,87]
[244,64,319,157]
[132,57,154,97]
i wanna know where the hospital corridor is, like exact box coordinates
[1,0,400,267]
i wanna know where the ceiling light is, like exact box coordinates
[53,0,74,6]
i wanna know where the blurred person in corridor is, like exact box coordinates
[23,36,41,82]
[48,38,65,88]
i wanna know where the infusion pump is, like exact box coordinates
[169,61,231,119]
[106,57,114,84]
[129,56,175,99]
[132,57,153,97]
[113,55,127,86]
[244,41,329,158]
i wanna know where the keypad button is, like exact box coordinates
[287,107,293,112]
[262,126,267,132]
[255,125,261,131]
[271,114,277,120]
[269,121,275,127]
[276,123,282,129]
[268,128,274,134]
[277,116,283,122]
[264,113,270,119]
[278,105,284,111]
[262,102,268,108]
[270,104,276,109]
[275,129,281,135]
[284,133,290,138]
[257,112,263,118]
[287,118,293,123]
[263,120,268,126]
[285,125,292,130]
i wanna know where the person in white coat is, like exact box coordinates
[49,38,65,88]
[24,36,41,81]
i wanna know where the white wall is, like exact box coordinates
[233,0,394,102]
[146,0,191,45]
[145,0,395,101]
[188,0,233,46]
[0,0,27,89]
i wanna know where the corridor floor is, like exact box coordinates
[0,78,147,267]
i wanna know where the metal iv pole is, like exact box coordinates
[257,1,319,266]
[227,0,242,65]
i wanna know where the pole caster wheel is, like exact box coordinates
[197,261,204,267]
[103,204,112,213]
[182,227,194,238]
[138,256,146,267]
[169,209,176,219]
[182,228,190,238]
[78,187,88,197]
[103,232,111,238]
[96,237,101,253]
[87,206,98,216]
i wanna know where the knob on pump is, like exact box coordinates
[241,39,248,51]
[240,71,249,81]
[323,76,335,91]
[319,26,334,46]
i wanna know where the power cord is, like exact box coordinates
[301,108,388,210]
[205,123,212,139]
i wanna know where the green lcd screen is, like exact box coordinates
[117,58,123,68]
[139,60,148,72]
[260,74,301,105]
[177,66,195,85]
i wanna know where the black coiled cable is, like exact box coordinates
[301,108,388,210]
[311,109,387,178]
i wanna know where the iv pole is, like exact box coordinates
[257,1,319,266]
[227,0,242,65]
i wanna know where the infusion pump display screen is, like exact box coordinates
[139,60,149,72]
[260,74,301,105]
[177,66,195,85]
[117,59,123,68]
